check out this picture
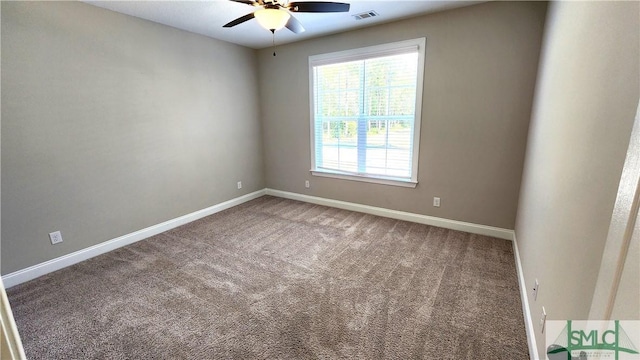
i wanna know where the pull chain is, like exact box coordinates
[271,29,276,56]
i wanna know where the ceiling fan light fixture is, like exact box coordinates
[254,8,290,31]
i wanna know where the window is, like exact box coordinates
[309,38,426,188]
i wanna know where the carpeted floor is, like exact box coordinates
[7,196,529,359]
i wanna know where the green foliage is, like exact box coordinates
[315,53,418,119]
[315,53,417,150]
[324,121,357,140]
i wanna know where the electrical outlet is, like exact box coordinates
[237,181,242,189]
[305,180,310,188]
[540,306,547,334]
[49,231,63,245]
[532,279,539,301]
[433,197,441,207]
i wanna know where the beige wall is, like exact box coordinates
[515,0,639,356]
[258,1,547,229]
[1,2,264,274]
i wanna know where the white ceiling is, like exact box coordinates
[83,0,483,49]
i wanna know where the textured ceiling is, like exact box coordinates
[83,1,483,49]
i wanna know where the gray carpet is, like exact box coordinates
[7,196,529,359]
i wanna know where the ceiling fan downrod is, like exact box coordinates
[271,29,277,56]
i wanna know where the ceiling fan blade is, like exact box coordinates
[229,0,259,5]
[285,14,305,34]
[223,13,255,27]
[288,1,350,13]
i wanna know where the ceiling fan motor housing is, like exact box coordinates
[223,0,351,34]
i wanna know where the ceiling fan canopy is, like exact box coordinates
[223,0,351,33]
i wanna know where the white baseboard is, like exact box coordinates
[1,190,266,289]
[269,187,538,356]
[265,188,515,240]
[3,187,530,356]
[3,188,515,289]
[512,233,539,360]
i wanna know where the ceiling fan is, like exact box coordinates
[223,0,351,34]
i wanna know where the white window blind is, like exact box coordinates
[309,38,425,187]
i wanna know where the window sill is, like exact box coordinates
[310,170,417,188]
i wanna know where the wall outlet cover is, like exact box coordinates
[540,306,547,334]
[49,231,63,245]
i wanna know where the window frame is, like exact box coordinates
[308,38,426,188]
